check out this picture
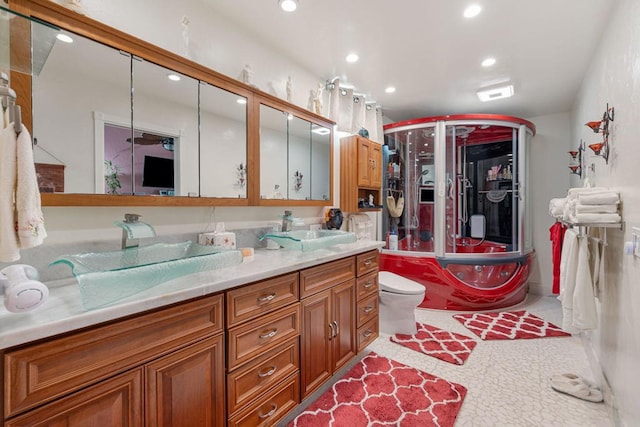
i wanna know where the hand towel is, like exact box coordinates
[572,236,597,330]
[578,192,620,205]
[574,213,621,223]
[15,124,47,248]
[575,204,618,214]
[558,228,579,333]
[0,125,19,262]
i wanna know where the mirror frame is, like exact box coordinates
[9,0,334,207]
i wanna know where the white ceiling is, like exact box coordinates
[203,0,615,123]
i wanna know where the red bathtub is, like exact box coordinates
[379,238,533,311]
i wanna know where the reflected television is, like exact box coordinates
[142,155,174,188]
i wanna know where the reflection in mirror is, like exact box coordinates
[260,104,288,199]
[130,60,199,196]
[200,83,247,198]
[288,115,311,200]
[32,25,131,194]
[311,124,331,201]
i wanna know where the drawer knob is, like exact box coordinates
[258,403,278,419]
[257,365,277,378]
[363,305,374,313]
[363,281,374,288]
[364,260,372,267]
[363,330,373,338]
[259,328,278,339]
[257,292,277,303]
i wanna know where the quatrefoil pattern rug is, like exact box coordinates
[288,352,467,427]
[391,323,477,365]
[453,310,571,340]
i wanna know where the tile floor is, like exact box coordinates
[283,295,614,426]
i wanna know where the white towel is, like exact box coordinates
[572,236,597,330]
[0,124,19,261]
[549,198,566,218]
[575,213,621,223]
[579,192,620,205]
[575,204,618,214]
[15,124,46,248]
[558,229,579,333]
[567,186,607,200]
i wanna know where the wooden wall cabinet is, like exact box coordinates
[299,258,357,398]
[340,135,383,212]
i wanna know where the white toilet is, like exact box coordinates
[378,271,426,335]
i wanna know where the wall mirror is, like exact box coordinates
[259,103,289,200]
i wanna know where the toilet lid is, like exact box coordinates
[378,271,425,295]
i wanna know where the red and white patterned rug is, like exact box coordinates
[453,310,571,341]
[390,323,477,365]
[288,352,467,427]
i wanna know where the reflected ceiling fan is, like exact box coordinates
[126,133,175,151]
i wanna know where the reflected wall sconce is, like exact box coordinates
[568,140,585,177]
[585,103,614,164]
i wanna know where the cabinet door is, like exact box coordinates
[300,290,332,398]
[357,137,372,187]
[331,280,356,372]
[5,370,143,427]
[370,142,383,188]
[145,335,225,427]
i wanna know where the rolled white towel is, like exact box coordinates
[567,187,608,201]
[575,204,618,214]
[574,213,621,223]
[549,198,566,218]
[579,192,619,205]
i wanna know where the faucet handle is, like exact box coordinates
[124,213,142,223]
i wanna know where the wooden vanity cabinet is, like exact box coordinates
[299,258,357,398]
[340,135,383,212]
[356,250,380,351]
[2,294,226,426]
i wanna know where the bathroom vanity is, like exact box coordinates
[0,242,381,426]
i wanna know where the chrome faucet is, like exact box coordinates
[282,210,294,232]
[115,213,156,249]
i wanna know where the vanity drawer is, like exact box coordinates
[299,257,355,297]
[227,303,300,370]
[4,294,223,418]
[227,373,300,427]
[226,272,299,327]
[356,250,379,277]
[356,270,378,301]
[227,338,299,415]
[357,293,379,328]
[357,316,379,352]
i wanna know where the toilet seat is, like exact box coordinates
[378,271,424,295]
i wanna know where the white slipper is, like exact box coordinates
[550,378,603,403]
[550,373,597,388]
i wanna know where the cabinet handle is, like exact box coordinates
[363,280,374,288]
[363,305,374,314]
[363,330,373,338]
[258,403,278,419]
[331,320,339,337]
[257,292,276,303]
[259,328,278,339]
[364,260,372,267]
[257,365,277,378]
[328,322,335,340]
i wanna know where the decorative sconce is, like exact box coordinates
[585,103,614,164]
[236,163,246,188]
[568,140,585,177]
[293,170,303,192]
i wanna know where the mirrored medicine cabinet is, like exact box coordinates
[4,0,334,207]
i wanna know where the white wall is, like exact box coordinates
[570,1,640,424]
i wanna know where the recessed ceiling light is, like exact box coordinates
[385,86,396,94]
[279,0,297,12]
[237,98,247,104]
[167,74,181,81]
[345,53,359,63]
[477,84,514,102]
[463,4,482,18]
[481,57,496,67]
[56,33,73,43]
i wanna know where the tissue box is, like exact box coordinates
[198,232,236,249]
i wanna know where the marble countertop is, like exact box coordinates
[0,240,384,349]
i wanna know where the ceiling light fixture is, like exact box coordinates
[463,4,482,18]
[279,0,297,12]
[481,57,496,67]
[167,74,181,81]
[345,53,359,63]
[56,33,74,43]
[385,86,396,94]
[477,84,514,102]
